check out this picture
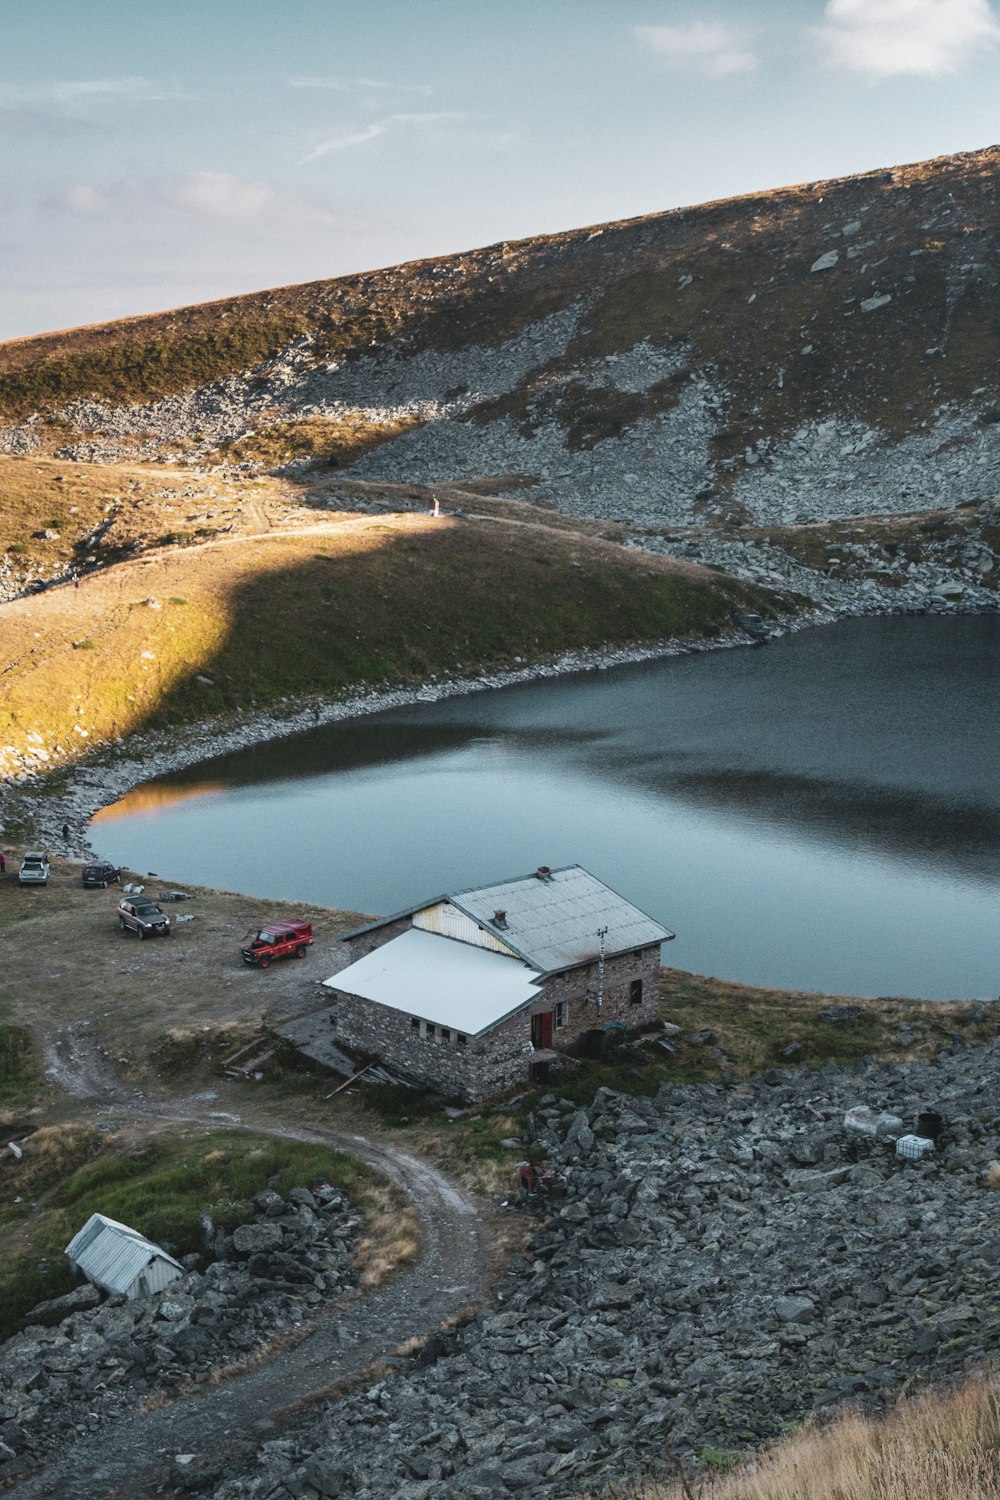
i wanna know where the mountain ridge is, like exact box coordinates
[2,144,999,468]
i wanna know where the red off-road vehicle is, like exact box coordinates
[241,919,313,969]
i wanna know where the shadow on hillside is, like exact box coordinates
[142,513,749,738]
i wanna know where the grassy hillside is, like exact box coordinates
[0,146,998,448]
[0,506,785,771]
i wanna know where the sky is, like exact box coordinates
[3,0,1000,341]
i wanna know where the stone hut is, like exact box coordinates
[323,864,673,1100]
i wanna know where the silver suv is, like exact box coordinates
[18,852,50,885]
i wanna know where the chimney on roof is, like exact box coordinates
[535,866,552,880]
[493,910,508,928]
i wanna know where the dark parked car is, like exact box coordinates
[83,862,121,888]
[118,897,171,939]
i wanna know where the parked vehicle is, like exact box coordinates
[18,852,50,885]
[118,897,171,939]
[83,861,121,888]
[241,920,313,969]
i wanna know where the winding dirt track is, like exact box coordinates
[6,1035,494,1499]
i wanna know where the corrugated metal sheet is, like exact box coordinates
[413,901,519,956]
[65,1213,184,1299]
[324,926,543,1036]
[451,865,673,974]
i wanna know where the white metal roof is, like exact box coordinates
[343,864,673,975]
[65,1213,183,1295]
[324,926,543,1036]
[452,865,672,973]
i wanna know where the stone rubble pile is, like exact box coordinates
[0,1185,358,1474]
[634,501,1000,613]
[214,1037,1000,1500]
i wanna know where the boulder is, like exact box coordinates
[231,1221,284,1256]
[773,1295,818,1324]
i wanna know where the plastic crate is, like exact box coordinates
[896,1133,935,1160]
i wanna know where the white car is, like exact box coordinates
[18,851,50,885]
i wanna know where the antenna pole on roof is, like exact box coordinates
[595,926,608,1008]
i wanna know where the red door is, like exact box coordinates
[531,1011,554,1048]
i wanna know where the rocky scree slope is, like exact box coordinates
[3,147,1000,551]
[205,1034,1000,1500]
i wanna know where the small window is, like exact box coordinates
[427,1024,436,1040]
[629,979,643,1007]
[440,1027,451,1042]
[554,1001,568,1028]
[410,1016,421,1030]
[456,1034,466,1049]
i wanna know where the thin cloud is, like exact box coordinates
[1,76,190,106]
[301,110,464,163]
[61,171,335,226]
[815,0,1000,76]
[289,76,433,95]
[634,21,757,76]
[0,106,98,137]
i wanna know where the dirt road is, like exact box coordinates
[7,1031,495,1498]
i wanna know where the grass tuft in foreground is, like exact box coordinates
[608,1377,1000,1500]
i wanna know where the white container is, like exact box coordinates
[896,1133,935,1160]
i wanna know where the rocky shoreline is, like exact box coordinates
[0,610,811,858]
[3,582,996,865]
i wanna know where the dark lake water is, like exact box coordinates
[90,615,1000,1000]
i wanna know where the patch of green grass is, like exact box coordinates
[699,1447,742,1470]
[0,1024,41,1112]
[0,1129,370,1339]
[0,514,793,761]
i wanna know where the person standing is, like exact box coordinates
[0,851,6,874]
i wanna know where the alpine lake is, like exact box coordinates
[90,614,1000,1001]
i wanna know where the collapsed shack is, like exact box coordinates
[66,1213,183,1300]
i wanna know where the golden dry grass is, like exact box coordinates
[352,1181,420,1289]
[0,505,776,774]
[606,1380,1000,1500]
[15,1122,103,1178]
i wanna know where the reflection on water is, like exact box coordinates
[93,779,227,822]
[92,615,1000,1000]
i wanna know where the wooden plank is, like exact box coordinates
[220,1036,267,1067]
[226,1048,276,1078]
[324,1063,374,1099]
